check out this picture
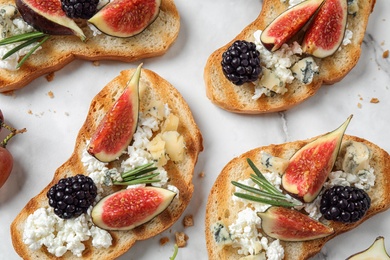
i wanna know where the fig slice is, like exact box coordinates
[260,0,325,51]
[15,0,86,41]
[91,186,176,231]
[347,236,390,260]
[88,0,161,38]
[87,64,141,162]
[282,115,352,203]
[257,206,334,241]
[302,0,348,58]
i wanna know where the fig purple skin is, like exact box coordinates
[16,0,86,40]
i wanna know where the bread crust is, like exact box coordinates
[205,135,390,260]
[10,68,203,259]
[0,0,180,93]
[204,0,376,114]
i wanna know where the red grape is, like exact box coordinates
[0,110,26,189]
[0,109,3,133]
[0,147,13,188]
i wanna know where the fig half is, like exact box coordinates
[15,0,86,40]
[88,0,161,38]
[260,0,325,51]
[282,115,352,203]
[87,64,141,162]
[347,236,390,260]
[91,186,176,231]
[302,0,348,58]
[257,206,334,241]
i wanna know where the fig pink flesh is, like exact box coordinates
[282,115,352,202]
[89,88,136,155]
[259,207,333,241]
[87,64,141,162]
[101,187,164,228]
[303,0,348,57]
[261,0,324,51]
[89,0,161,37]
[284,140,337,198]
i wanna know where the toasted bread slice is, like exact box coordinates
[204,0,376,114]
[205,135,390,260]
[0,0,180,93]
[11,67,203,259]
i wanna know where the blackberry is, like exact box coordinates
[221,40,262,85]
[320,185,371,223]
[61,0,99,19]
[47,174,97,219]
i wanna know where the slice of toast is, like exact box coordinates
[0,0,180,93]
[10,67,203,259]
[205,135,390,260]
[204,0,376,114]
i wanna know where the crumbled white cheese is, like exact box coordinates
[266,239,285,260]
[342,29,353,46]
[23,207,111,257]
[229,173,284,259]
[229,207,264,256]
[253,30,303,99]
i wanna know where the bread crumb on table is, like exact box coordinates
[47,91,54,98]
[357,103,362,109]
[93,61,100,66]
[159,237,170,246]
[183,215,194,227]
[198,172,205,178]
[175,232,188,248]
[370,98,380,103]
[383,50,389,58]
[45,72,55,82]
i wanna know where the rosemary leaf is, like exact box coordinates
[16,35,50,69]
[121,162,156,178]
[234,192,297,207]
[0,31,47,45]
[2,36,44,60]
[231,181,288,201]
[114,163,161,186]
[231,158,303,208]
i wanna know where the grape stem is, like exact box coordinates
[0,120,26,148]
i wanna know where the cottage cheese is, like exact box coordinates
[23,207,111,257]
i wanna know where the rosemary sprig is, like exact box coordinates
[113,162,160,186]
[0,31,49,69]
[232,158,302,207]
[169,244,179,260]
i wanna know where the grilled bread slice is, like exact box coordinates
[205,135,390,260]
[0,0,180,93]
[204,0,376,114]
[11,67,203,259]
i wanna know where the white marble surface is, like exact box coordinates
[1,0,390,259]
